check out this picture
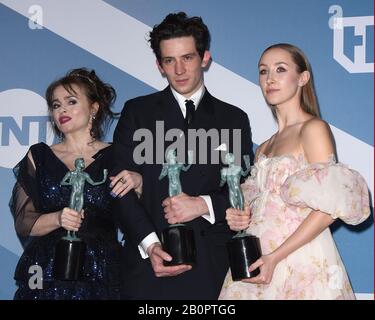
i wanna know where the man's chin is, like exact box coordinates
[171,85,196,97]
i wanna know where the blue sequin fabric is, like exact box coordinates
[11,143,121,300]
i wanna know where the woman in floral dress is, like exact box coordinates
[219,43,370,300]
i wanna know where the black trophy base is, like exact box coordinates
[53,238,86,281]
[227,234,262,281]
[161,224,196,266]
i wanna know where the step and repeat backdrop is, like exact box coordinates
[0,0,373,299]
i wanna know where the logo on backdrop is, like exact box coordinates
[0,89,54,169]
[329,5,374,73]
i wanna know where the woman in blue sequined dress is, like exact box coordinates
[10,68,142,300]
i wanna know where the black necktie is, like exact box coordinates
[185,99,195,125]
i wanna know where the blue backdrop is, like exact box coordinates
[0,0,373,299]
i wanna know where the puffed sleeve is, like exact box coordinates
[9,151,42,237]
[280,160,371,225]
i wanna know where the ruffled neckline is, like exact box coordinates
[257,152,336,166]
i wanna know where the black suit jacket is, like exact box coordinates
[112,86,253,299]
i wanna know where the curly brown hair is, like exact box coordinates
[46,68,117,140]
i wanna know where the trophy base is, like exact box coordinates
[227,234,262,281]
[161,224,196,266]
[53,238,86,281]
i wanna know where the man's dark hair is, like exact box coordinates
[149,12,211,63]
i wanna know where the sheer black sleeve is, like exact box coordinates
[9,151,42,237]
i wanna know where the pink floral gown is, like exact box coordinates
[219,153,370,300]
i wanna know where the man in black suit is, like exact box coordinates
[113,12,253,299]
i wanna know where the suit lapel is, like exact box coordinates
[192,89,216,130]
[156,86,185,131]
[156,86,217,131]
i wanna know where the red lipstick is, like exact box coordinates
[58,116,71,125]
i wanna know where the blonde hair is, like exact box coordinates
[260,43,321,119]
